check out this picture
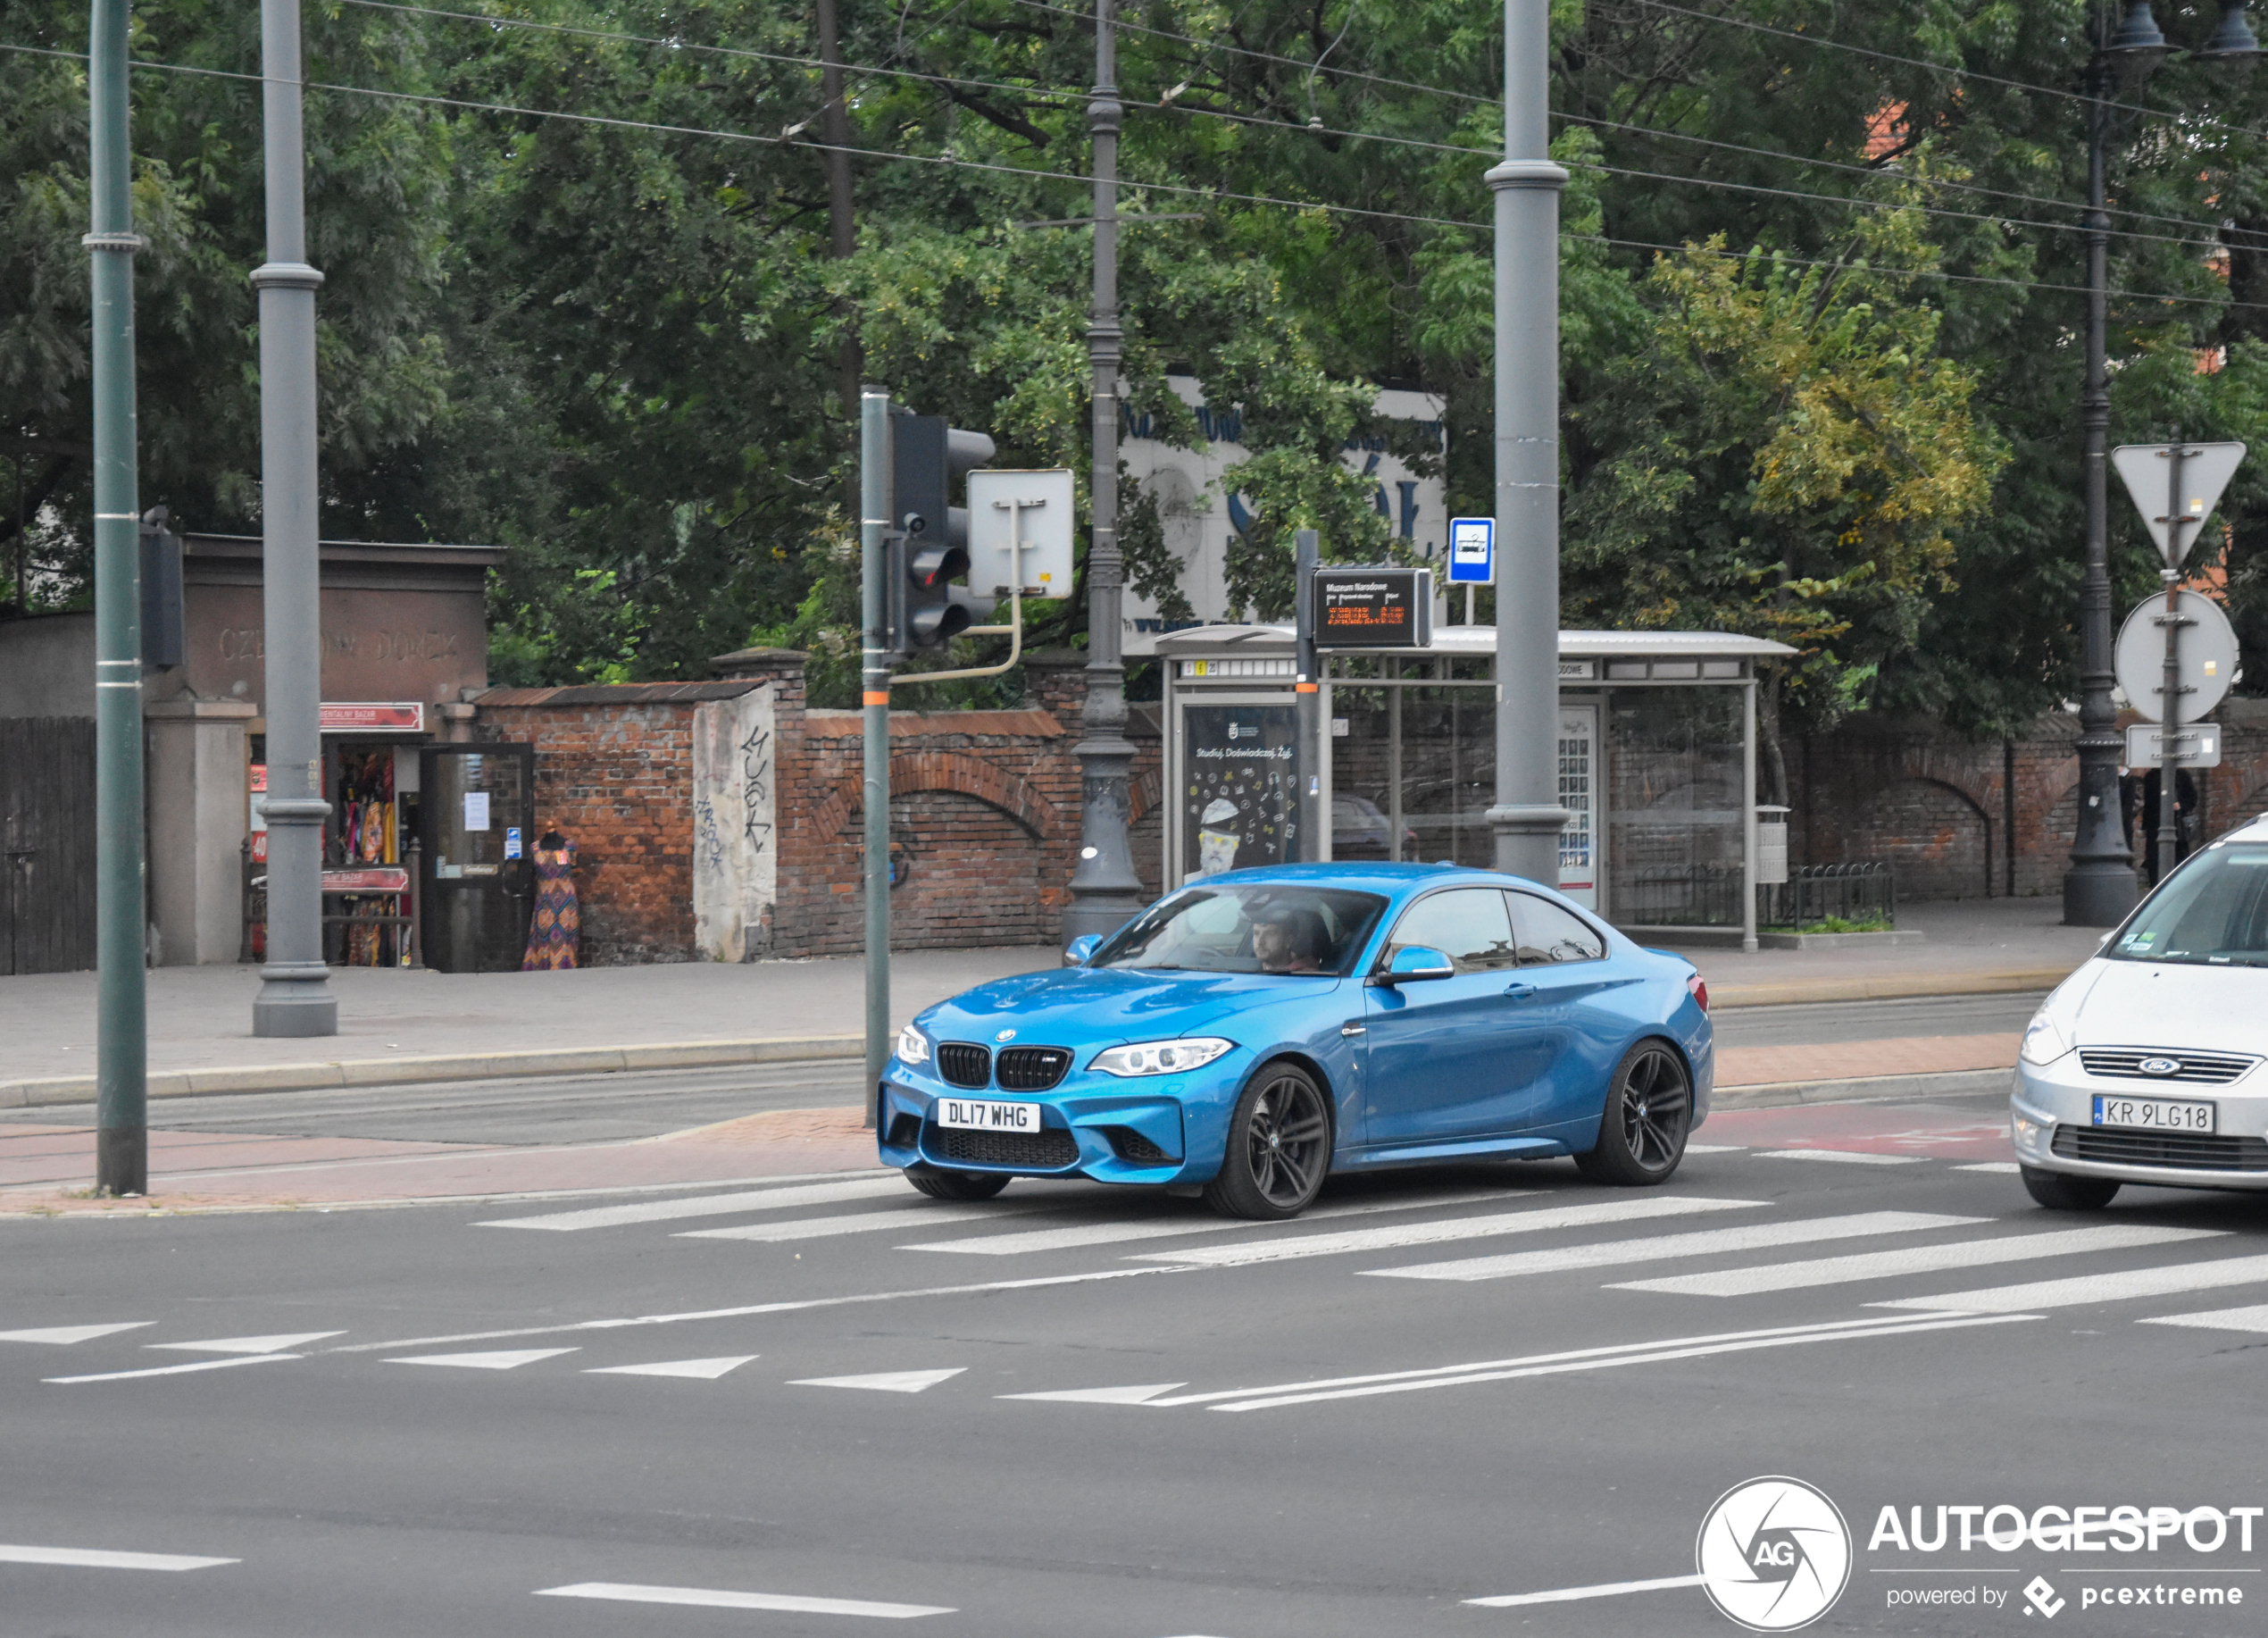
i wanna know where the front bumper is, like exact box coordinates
[2014,1057,2268,1192]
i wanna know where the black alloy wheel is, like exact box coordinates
[1574,1040,1691,1186]
[904,1165,1012,1202]
[1204,1063,1331,1221]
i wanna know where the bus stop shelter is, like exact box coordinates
[1155,623,1797,950]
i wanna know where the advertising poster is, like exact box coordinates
[1180,703,1297,880]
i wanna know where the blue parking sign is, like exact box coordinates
[1447,516,1495,584]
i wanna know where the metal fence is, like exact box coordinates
[1758,860,1896,929]
[1618,862,1747,927]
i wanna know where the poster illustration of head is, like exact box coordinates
[1180,704,1298,882]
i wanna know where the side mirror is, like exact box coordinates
[1377,945,1455,984]
[1063,934,1103,968]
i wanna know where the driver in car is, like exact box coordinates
[1252,906,1327,974]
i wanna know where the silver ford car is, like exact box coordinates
[2013,814,2268,1208]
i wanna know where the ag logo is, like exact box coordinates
[1696,1476,1851,1632]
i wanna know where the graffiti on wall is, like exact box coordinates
[691,684,779,961]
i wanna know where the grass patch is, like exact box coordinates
[1762,915,1895,935]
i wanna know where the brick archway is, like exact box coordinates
[810,750,1060,842]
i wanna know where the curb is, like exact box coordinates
[1713,1066,2012,1111]
[1710,967,2072,1009]
[0,1035,864,1110]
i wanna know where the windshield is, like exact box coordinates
[1092,884,1388,976]
[2107,842,2268,967]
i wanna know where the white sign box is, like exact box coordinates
[967,468,1076,599]
[2125,723,2222,769]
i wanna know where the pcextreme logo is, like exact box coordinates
[1697,1476,1853,1632]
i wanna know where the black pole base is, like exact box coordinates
[96,1126,147,1197]
[2063,862,2139,928]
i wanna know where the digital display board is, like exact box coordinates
[1312,567,1433,649]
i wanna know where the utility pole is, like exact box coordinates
[251,0,338,1036]
[1061,0,1147,943]
[1484,0,1569,884]
[861,389,891,1124]
[88,0,147,1194]
[1293,527,1321,861]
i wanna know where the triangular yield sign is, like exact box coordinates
[385,1348,580,1370]
[2111,441,2247,567]
[996,1383,1187,1405]
[0,1323,152,1345]
[586,1356,757,1381]
[152,1332,344,1355]
[788,1368,966,1393]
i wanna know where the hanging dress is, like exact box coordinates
[521,840,580,970]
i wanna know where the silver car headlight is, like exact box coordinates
[896,1023,932,1066]
[2019,1010,2073,1066]
[1089,1037,1235,1077]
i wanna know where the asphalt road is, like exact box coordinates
[9,1088,2268,1638]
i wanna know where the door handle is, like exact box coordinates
[1502,982,1538,1001]
[1339,1020,1366,1038]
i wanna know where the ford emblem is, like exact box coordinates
[995,1029,1018,1043]
[2139,1056,2180,1076]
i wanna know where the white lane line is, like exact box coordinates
[0,1323,153,1345]
[536,1582,952,1617]
[45,1354,301,1385]
[326,1265,1187,1356]
[1466,1572,1705,1607]
[586,1356,758,1380]
[1954,1162,2021,1174]
[678,1203,1063,1243]
[902,1189,1518,1256]
[1000,1382,1188,1405]
[150,1332,345,1355]
[1874,1252,2268,1314]
[791,1368,966,1394]
[1131,1313,1957,1408]
[1207,1314,2034,1411]
[479,1174,912,1232]
[1610,1224,2224,1298]
[0,1544,238,1572]
[1755,1148,1923,1166]
[1684,1144,1744,1154]
[1365,1210,1981,1283]
[386,1348,580,1370]
[1131,1196,1769,1269]
[2138,1304,2268,1334]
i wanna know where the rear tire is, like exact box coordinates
[1204,1063,1331,1221]
[2021,1166,2120,1211]
[904,1166,1012,1202]
[1574,1040,1691,1186]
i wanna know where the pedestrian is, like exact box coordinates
[521,830,580,970]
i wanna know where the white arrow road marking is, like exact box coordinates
[536,1582,951,1617]
[1755,1149,1923,1165]
[1466,1572,1705,1608]
[386,1348,580,1370]
[1612,1224,2221,1298]
[790,1368,966,1394]
[998,1383,1188,1405]
[0,1324,153,1345]
[0,1545,238,1572]
[2139,1303,2268,1334]
[150,1332,345,1355]
[479,1174,911,1232]
[1874,1252,2268,1314]
[1133,1195,1767,1269]
[586,1356,757,1380]
[1367,1210,1981,1283]
[45,1354,303,1385]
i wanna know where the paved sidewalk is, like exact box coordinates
[1685,897,2102,1006]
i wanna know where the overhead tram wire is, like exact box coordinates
[5,38,2261,313]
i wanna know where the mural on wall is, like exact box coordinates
[692,684,778,962]
[1120,378,1447,656]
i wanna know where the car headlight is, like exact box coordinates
[1088,1037,1235,1077]
[896,1023,932,1066]
[2019,1011,2073,1066]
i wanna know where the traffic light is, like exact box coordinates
[888,414,996,653]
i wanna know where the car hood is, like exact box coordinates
[2060,958,2268,1057]
[919,966,1342,1047]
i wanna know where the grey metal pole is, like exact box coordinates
[861,389,891,1125]
[1484,0,1570,886]
[88,0,147,1193]
[251,0,337,1035]
[2155,439,2188,885]
[1063,0,1147,943]
[1292,528,1320,861]
[2064,59,2139,925]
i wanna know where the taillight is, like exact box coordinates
[1686,973,1709,1012]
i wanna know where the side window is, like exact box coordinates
[1512,892,1607,965]
[1382,889,1518,973]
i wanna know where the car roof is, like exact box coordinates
[1184,862,1551,898]
[2228,813,2268,841]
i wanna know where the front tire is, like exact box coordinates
[1574,1040,1691,1186]
[2021,1165,2120,1211]
[904,1166,1011,1202]
[1204,1063,1331,1221]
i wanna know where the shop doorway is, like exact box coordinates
[418,743,536,973]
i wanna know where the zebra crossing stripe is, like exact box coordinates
[1367,1211,1980,1283]
[1611,1224,2222,1298]
[1872,1251,2268,1314]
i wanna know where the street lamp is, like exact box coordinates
[2064,0,2255,924]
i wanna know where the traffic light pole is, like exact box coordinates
[1293,528,1321,862]
[2155,441,2189,887]
[88,0,147,1194]
[861,390,892,1127]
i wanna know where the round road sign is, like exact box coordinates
[2114,589,2239,723]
